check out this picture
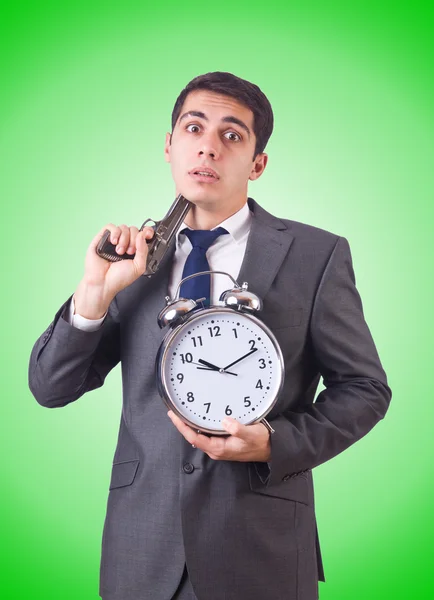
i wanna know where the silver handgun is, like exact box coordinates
[95,194,192,276]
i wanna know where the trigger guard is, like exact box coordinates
[139,218,158,231]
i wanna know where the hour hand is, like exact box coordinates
[198,358,221,371]
[196,359,238,376]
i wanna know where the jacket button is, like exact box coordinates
[183,463,194,474]
[282,474,291,482]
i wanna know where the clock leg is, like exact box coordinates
[260,418,275,435]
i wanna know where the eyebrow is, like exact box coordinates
[178,110,251,137]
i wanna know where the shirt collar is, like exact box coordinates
[176,201,252,246]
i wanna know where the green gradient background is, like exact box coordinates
[1,2,432,598]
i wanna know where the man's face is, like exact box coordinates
[165,90,267,211]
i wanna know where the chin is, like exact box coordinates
[182,186,220,205]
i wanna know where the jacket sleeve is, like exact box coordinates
[262,236,392,487]
[28,295,121,408]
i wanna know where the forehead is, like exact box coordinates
[177,90,254,127]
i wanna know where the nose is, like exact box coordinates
[198,130,221,160]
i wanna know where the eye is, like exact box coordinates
[186,124,201,133]
[224,131,241,142]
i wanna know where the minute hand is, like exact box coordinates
[223,348,258,371]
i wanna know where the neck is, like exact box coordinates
[183,198,247,230]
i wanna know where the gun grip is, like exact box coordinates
[96,229,151,262]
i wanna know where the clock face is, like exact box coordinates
[158,308,284,433]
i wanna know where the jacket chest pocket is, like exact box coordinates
[263,307,303,330]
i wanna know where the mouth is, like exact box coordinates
[188,167,220,183]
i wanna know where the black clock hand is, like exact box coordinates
[190,360,226,373]
[191,361,218,372]
[222,348,258,371]
[191,360,213,369]
[198,358,222,371]
[196,359,238,376]
[196,367,238,376]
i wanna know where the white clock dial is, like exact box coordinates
[159,308,284,433]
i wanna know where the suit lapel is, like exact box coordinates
[237,198,294,300]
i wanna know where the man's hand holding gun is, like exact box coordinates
[73,194,191,320]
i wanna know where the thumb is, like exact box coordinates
[221,417,246,438]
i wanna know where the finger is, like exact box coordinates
[221,417,248,438]
[133,230,149,274]
[141,226,155,240]
[116,224,130,255]
[126,226,139,254]
[168,411,198,444]
[168,411,225,456]
[107,224,122,245]
[133,227,154,264]
[90,224,120,251]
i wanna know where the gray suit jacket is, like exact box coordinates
[29,198,391,600]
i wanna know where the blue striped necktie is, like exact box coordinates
[179,227,229,306]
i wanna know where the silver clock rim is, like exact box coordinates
[156,306,285,436]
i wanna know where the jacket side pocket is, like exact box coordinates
[109,459,140,490]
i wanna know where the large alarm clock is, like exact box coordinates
[156,271,284,436]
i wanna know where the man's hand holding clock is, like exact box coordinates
[168,410,271,463]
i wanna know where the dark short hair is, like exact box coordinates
[171,72,274,159]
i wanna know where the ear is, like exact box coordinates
[249,153,268,181]
[164,132,172,163]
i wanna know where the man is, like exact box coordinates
[29,72,391,600]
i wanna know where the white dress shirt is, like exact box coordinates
[66,202,252,331]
